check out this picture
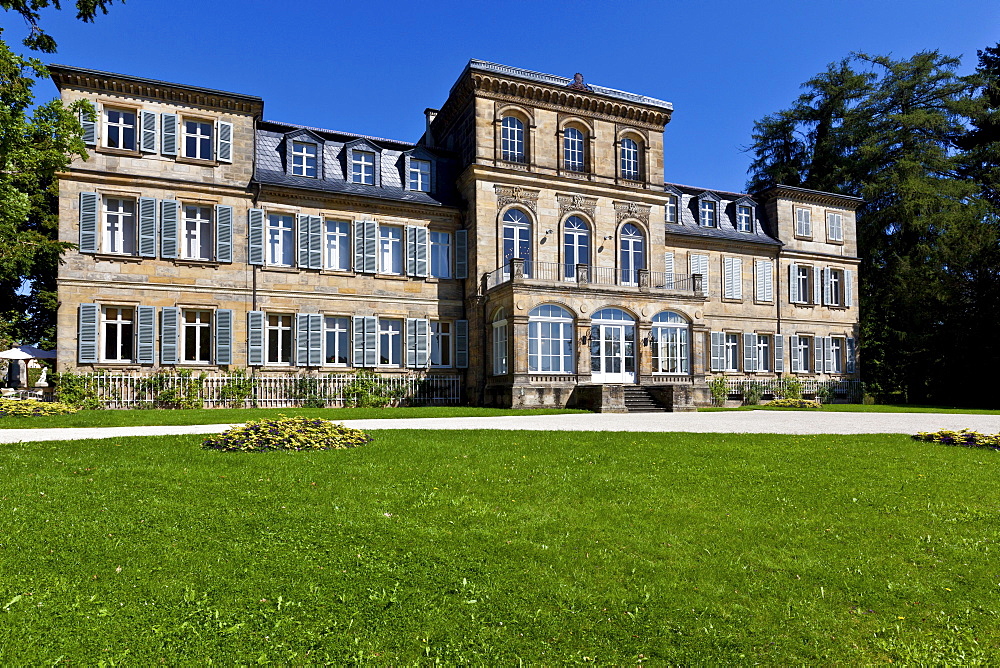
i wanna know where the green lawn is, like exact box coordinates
[1,430,997,663]
[0,406,586,429]
[701,403,1000,414]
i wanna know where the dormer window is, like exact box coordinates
[352,151,375,185]
[291,141,317,177]
[409,159,431,192]
[736,205,752,232]
[666,195,678,223]
[699,199,717,227]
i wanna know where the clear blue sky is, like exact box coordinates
[16,0,1000,193]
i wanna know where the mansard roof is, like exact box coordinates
[664,182,782,247]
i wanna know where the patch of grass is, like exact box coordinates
[0,406,587,430]
[1,430,998,663]
[700,403,1000,414]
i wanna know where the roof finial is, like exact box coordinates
[568,72,591,91]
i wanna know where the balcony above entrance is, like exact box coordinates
[485,259,705,296]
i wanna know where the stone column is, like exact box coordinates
[637,321,653,381]
[691,324,709,381]
[512,314,530,374]
[576,318,592,381]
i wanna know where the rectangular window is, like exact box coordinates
[184,120,213,160]
[379,226,403,275]
[182,205,213,260]
[724,333,740,372]
[266,314,293,365]
[267,214,295,266]
[431,321,452,367]
[831,337,844,373]
[292,142,318,177]
[797,265,811,303]
[101,306,134,362]
[666,195,678,223]
[182,310,212,363]
[829,269,842,306]
[324,220,351,271]
[352,151,375,185]
[324,316,350,366]
[795,207,812,237]
[430,231,452,278]
[103,197,136,255]
[756,334,771,372]
[699,200,717,227]
[379,318,402,366]
[827,212,843,242]
[493,320,508,375]
[796,336,811,372]
[104,108,136,150]
[409,159,431,191]
[736,205,753,232]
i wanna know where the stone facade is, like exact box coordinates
[51,61,860,409]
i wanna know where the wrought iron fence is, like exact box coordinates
[725,378,863,403]
[485,260,700,294]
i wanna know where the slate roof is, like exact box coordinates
[663,182,782,247]
[254,121,460,207]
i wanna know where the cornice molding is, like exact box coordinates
[258,185,461,220]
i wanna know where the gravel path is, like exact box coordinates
[2,411,1000,443]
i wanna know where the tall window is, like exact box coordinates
[620,223,645,285]
[325,220,351,271]
[827,212,843,242]
[409,159,431,191]
[379,226,402,274]
[352,151,375,185]
[795,336,811,372]
[184,120,213,160]
[292,141,317,177]
[563,127,584,172]
[796,208,812,236]
[756,334,772,372]
[699,199,717,227]
[666,195,678,223]
[563,216,590,280]
[796,265,811,303]
[492,308,508,376]
[830,337,844,373]
[724,333,740,372]
[104,108,136,150]
[502,209,532,277]
[651,311,689,374]
[266,314,293,365]
[528,304,574,374]
[183,205,213,260]
[430,231,452,278]
[103,197,136,255]
[379,319,402,366]
[620,137,640,180]
[829,269,842,306]
[736,205,753,232]
[267,214,295,266]
[431,321,452,367]
[102,306,134,362]
[324,316,350,366]
[183,310,212,363]
[501,116,525,162]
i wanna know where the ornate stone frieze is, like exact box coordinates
[556,193,597,218]
[613,200,651,225]
[495,185,538,213]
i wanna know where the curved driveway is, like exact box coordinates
[2,410,1000,443]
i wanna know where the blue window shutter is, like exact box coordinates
[354,221,366,274]
[215,309,233,365]
[789,264,799,303]
[215,205,233,263]
[138,197,157,258]
[161,113,178,156]
[814,336,823,373]
[78,304,99,363]
[789,336,800,373]
[846,338,857,374]
[773,335,784,373]
[308,215,322,269]
[140,111,157,153]
[160,307,180,364]
[823,268,832,305]
[824,337,834,373]
[416,319,430,368]
[80,108,97,147]
[743,333,757,373]
[352,316,365,366]
[216,120,233,163]
[813,267,822,305]
[455,319,469,369]
[710,332,724,372]
[416,227,428,278]
[136,305,155,364]
[248,208,265,265]
[364,317,378,367]
[406,227,417,277]
[79,192,99,253]
[308,314,323,367]
[297,215,310,269]
[406,318,417,367]
[247,311,265,366]
[296,314,310,366]
[455,229,468,279]
[160,200,179,259]
[845,270,854,307]
[364,221,377,273]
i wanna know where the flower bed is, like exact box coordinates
[202,416,372,452]
[912,429,1000,450]
[0,399,79,418]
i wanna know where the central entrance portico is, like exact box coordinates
[590,308,636,384]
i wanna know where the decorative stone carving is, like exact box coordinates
[495,185,538,213]
[556,193,597,218]
[614,200,651,225]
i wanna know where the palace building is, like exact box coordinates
[50,60,860,410]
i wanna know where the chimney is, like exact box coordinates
[423,108,439,147]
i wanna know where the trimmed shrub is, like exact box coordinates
[765,398,822,409]
[0,399,79,417]
[741,382,764,406]
[708,377,728,407]
[912,429,1000,450]
[202,416,371,452]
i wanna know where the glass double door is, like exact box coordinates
[590,323,636,384]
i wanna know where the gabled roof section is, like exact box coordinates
[696,190,722,202]
[344,137,383,153]
[663,182,782,247]
[663,184,683,197]
[734,195,757,207]
[283,127,326,144]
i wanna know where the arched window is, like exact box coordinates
[563,126,584,172]
[651,311,690,374]
[502,209,532,277]
[528,304,574,374]
[563,216,590,281]
[620,137,640,180]
[492,307,508,376]
[501,116,525,163]
[620,223,645,286]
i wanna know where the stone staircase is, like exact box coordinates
[622,386,667,413]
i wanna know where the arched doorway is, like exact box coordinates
[590,307,636,384]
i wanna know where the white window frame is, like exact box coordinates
[797,265,811,304]
[563,216,590,281]
[378,318,403,367]
[620,223,645,286]
[291,141,318,178]
[795,207,812,237]
[103,197,137,255]
[795,336,811,373]
[736,205,753,232]
[182,204,213,261]
[528,305,574,374]
[563,126,585,172]
[724,333,740,372]
[500,116,525,162]
[493,309,508,376]
[430,231,452,278]
[826,212,844,242]
[830,337,844,374]
[182,309,212,364]
[651,313,689,375]
[324,219,351,271]
[352,150,375,185]
[620,137,640,181]
[502,209,532,277]
[183,119,214,160]
[101,306,134,363]
[756,334,771,373]
[829,268,843,306]
[665,195,678,223]
[103,107,137,150]
[266,313,294,366]
[699,199,717,227]
[431,321,452,368]
[324,316,350,366]
[379,226,403,275]
[409,159,431,192]
[267,214,295,266]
